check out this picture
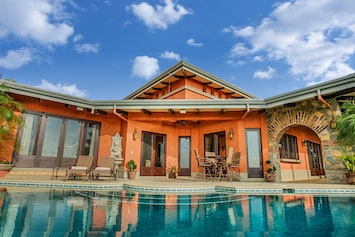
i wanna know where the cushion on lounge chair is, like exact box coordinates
[70,166,88,170]
[94,167,111,171]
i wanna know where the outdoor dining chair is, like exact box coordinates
[91,157,116,181]
[194,148,211,180]
[227,150,241,181]
[64,155,94,181]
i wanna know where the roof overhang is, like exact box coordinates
[265,73,355,108]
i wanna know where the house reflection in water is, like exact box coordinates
[0,188,354,236]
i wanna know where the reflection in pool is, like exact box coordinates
[0,188,355,236]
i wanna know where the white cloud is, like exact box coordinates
[253,67,275,80]
[187,38,203,47]
[129,0,192,30]
[74,43,100,53]
[131,56,159,79]
[35,79,87,97]
[160,51,181,61]
[73,34,83,43]
[226,0,355,82]
[0,0,74,45]
[0,47,32,69]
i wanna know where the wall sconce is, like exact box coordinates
[302,140,307,147]
[133,129,138,141]
[228,129,234,139]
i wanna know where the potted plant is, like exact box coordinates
[126,159,137,180]
[167,165,179,179]
[265,160,277,182]
[338,152,355,184]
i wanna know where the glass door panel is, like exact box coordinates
[16,113,41,167]
[179,136,191,176]
[61,119,81,167]
[40,116,62,167]
[82,123,97,156]
[246,129,263,178]
[141,133,153,176]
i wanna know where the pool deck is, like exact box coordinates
[1,172,355,194]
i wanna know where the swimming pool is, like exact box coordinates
[0,187,354,236]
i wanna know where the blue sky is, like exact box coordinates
[0,0,354,100]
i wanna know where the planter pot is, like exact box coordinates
[265,173,276,182]
[128,171,136,180]
[346,172,355,184]
[168,173,177,179]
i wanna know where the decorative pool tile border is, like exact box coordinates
[1,180,355,194]
[123,184,215,193]
[0,180,122,190]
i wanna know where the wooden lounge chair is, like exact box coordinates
[65,155,93,181]
[91,157,116,181]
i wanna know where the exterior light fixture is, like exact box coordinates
[133,129,138,141]
[303,140,307,147]
[228,129,234,139]
[180,109,186,114]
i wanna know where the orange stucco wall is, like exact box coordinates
[125,110,267,175]
[10,94,122,164]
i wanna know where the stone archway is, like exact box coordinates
[266,99,345,183]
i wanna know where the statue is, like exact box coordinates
[110,132,122,158]
[110,133,124,178]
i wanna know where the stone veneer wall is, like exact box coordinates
[266,99,347,184]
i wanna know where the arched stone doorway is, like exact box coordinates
[266,99,344,183]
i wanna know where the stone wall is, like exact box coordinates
[266,99,347,184]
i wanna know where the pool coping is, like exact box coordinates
[1,179,355,194]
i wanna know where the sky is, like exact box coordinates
[0,0,354,100]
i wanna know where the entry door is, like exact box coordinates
[246,129,263,178]
[141,132,166,176]
[179,136,191,176]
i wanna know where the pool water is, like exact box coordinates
[0,188,355,236]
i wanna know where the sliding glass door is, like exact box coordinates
[15,112,100,168]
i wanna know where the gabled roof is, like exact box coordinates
[2,63,354,114]
[124,60,258,100]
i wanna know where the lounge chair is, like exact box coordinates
[91,157,116,181]
[65,155,93,181]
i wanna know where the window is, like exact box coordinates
[279,134,299,160]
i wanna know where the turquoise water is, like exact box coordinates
[0,188,355,236]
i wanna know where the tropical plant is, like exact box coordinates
[0,79,24,163]
[338,151,355,173]
[336,100,355,146]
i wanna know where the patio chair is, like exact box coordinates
[64,155,93,181]
[91,157,116,181]
[194,148,211,180]
[227,150,240,181]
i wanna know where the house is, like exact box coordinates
[2,61,355,183]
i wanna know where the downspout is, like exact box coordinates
[317,89,332,108]
[113,104,128,122]
[241,104,250,120]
